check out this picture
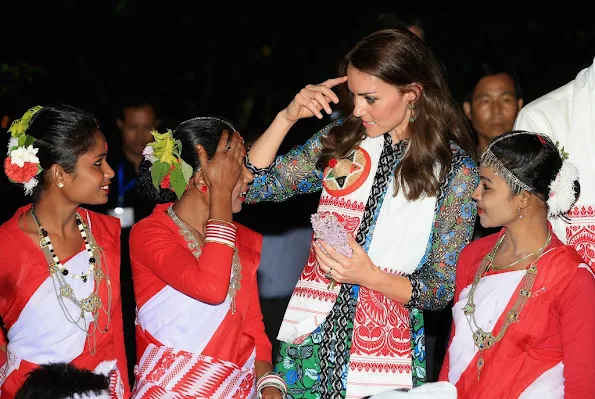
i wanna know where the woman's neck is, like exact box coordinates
[31,195,79,238]
[171,196,209,237]
[501,216,550,257]
[389,127,409,144]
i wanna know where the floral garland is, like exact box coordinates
[4,105,43,195]
[547,141,579,217]
[142,129,193,199]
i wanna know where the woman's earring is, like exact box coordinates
[518,207,526,220]
[408,102,416,123]
[58,183,64,189]
[197,184,208,194]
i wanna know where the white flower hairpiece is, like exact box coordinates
[547,160,579,217]
[4,106,43,196]
[10,145,40,167]
[23,177,40,196]
[142,145,157,164]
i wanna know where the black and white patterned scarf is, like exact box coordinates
[318,134,402,398]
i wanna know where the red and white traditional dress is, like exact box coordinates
[0,205,130,399]
[129,203,271,399]
[514,57,595,267]
[439,228,595,398]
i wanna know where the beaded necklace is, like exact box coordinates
[463,230,551,380]
[30,205,112,354]
[166,205,242,313]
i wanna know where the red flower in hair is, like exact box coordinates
[4,157,38,183]
[160,164,176,189]
[329,158,338,168]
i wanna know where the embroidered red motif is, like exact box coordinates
[146,348,176,383]
[567,205,595,218]
[351,287,411,359]
[349,361,412,373]
[565,205,595,266]
[323,147,371,197]
[292,286,339,302]
[319,196,366,212]
[231,372,255,399]
[566,224,595,266]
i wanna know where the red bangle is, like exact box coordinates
[207,218,237,230]
[205,219,236,248]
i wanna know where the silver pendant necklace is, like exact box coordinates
[30,204,112,355]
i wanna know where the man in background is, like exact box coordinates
[463,61,524,155]
[106,96,160,226]
[463,61,524,241]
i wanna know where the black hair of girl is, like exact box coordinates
[137,116,236,203]
[12,105,101,199]
[15,362,109,399]
[489,130,580,205]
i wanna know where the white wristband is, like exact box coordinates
[256,372,287,398]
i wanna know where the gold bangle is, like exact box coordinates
[204,237,236,249]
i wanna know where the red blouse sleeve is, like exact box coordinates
[243,274,272,363]
[130,220,234,304]
[558,267,595,397]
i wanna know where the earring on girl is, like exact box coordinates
[408,102,416,123]
[58,183,64,189]
[197,184,208,194]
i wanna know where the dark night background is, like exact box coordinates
[3,10,595,137]
[2,9,594,225]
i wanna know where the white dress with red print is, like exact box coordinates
[129,206,269,399]
[514,57,595,267]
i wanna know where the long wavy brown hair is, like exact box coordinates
[317,28,475,201]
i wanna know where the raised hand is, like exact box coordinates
[197,130,244,193]
[284,76,348,122]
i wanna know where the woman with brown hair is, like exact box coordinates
[244,28,478,398]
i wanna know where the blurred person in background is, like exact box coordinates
[463,61,524,156]
[463,61,523,242]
